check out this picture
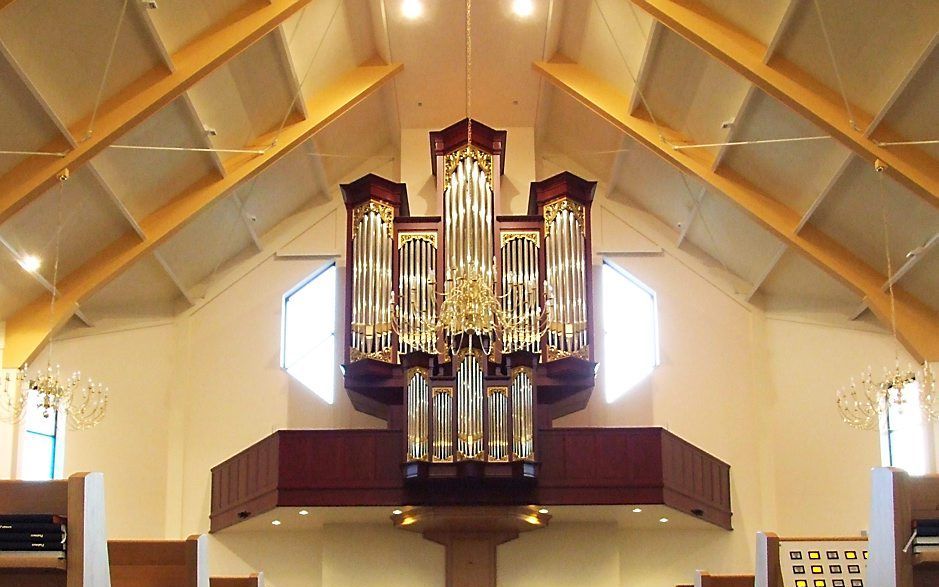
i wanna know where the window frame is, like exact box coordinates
[16,392,66,480]
[600,259,660,403]
[280,261,339,404]
[879,382,936,475]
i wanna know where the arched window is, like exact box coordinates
[880,383,933,475]
[601,261,658,402]
[19,392,64,480]
[281,263,337,403]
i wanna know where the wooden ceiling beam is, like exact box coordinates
[1,61,402,369]
[0,0,317,226]
[630,0,939,211]
[534,59,939,362]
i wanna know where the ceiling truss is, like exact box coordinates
[535,59,939,362]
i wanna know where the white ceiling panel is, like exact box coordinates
[80,254,182,321]
[237,147,320,238]
[721,90,852,214]
[695,0,791,46]
[898,248,939,315]
[146,0,251,55]
[286,0,376,103]
[0,50,63,176]
[684,192,785,286]
[0,1,165,126]
[758,249,861,316]
[641,28,749,148]
[90,97,218,220]
[0,249,46,320]
[611,145,701,231]
[540,88,621,183]
[808,156,939,278]
[876,42,939,162]
[773,0,939,115]
[154,197,254,290]
[188,33,296,163]
[0,166,131,283]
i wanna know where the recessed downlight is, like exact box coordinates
[632,508,642,513]
[512,0,535,17]
[298,510,309,516]
[18,255,41,273]
[392,509,403,515]
[401,0,423,19]
[538,508,549,514]
[271,519,282,526]
[659,517,669,523]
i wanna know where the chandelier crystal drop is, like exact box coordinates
[835,159,937,430]
[0,170,108,430]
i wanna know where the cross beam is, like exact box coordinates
[534,59,939,362]
[630,0,939,211]
[1,61,402,369]
[0,0,317,226]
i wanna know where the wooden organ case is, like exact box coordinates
[341,120,597,483]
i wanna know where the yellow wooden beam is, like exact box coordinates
[0,0,17,10]
[1,61,402,369]
[0,0,316,226]
[630,0,939,211]
[534,59,939,362]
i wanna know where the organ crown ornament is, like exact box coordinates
[341,121,596,482]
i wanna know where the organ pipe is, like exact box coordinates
[500,232,541,354]
[407,369,430,461]
[350,202,394,362]
[456,351,484,459]
[488,387,509,461]
[544,199,588,360]
[511,368,534,460]
[398,233,438,354]
[433,388,453,462]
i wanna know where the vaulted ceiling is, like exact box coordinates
[0,0,936,368]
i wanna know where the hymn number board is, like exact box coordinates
[780,540,868,587]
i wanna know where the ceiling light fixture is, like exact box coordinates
[836,160,936,429]
[18,255,41,273]
[1,170,108,430]
[659,517,669,523]
[299,510,309,516]
[271,520,282,526]
[632,508,642,513]
[538,508,549,514]
[392,509,403,515]
[512,0,535,17]
[401,0,423,20]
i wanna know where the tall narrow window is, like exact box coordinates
[880,383,932,475]
[602,261,658,402]
[282,263,337,403]
[20,392,62,480]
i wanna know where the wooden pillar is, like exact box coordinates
[391,506,550,587]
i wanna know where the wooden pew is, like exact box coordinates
[0,472,111,587]
[695,571,755,587]
[210,573,264,587]
[108,535,207,587]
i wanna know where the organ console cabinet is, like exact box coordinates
[341,120,597,482]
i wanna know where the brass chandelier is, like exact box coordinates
[836,160,937,430]
[0,170,108,430]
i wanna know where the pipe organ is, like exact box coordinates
[342,121,596,481]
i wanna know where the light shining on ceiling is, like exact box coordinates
[402,0,423,20]
[512,0,535,17]
[18,255,41,273]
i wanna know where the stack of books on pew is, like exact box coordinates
[0,514,66,561]
[911,519,939,559]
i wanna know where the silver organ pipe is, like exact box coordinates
[433,388,453,462]
[351,204,393,361]
[511,368,534,460]
[407,369,430,461]
[444,150,494,283]
[500,232,541,354]
[545,201,588,359]
[487,387,509,461]
[398,234,438,354]
[456,352,484,459]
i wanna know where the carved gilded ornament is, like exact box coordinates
[407,367,431,383]
[546,346,590,361]
[432,386,454,397]
[349,347,393,363]
[443,146,494,192]
[486,386,509,397]
[543,198,586,238]
[351,200,394,237]
[500,230,540,249]
[398,231,438,249]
